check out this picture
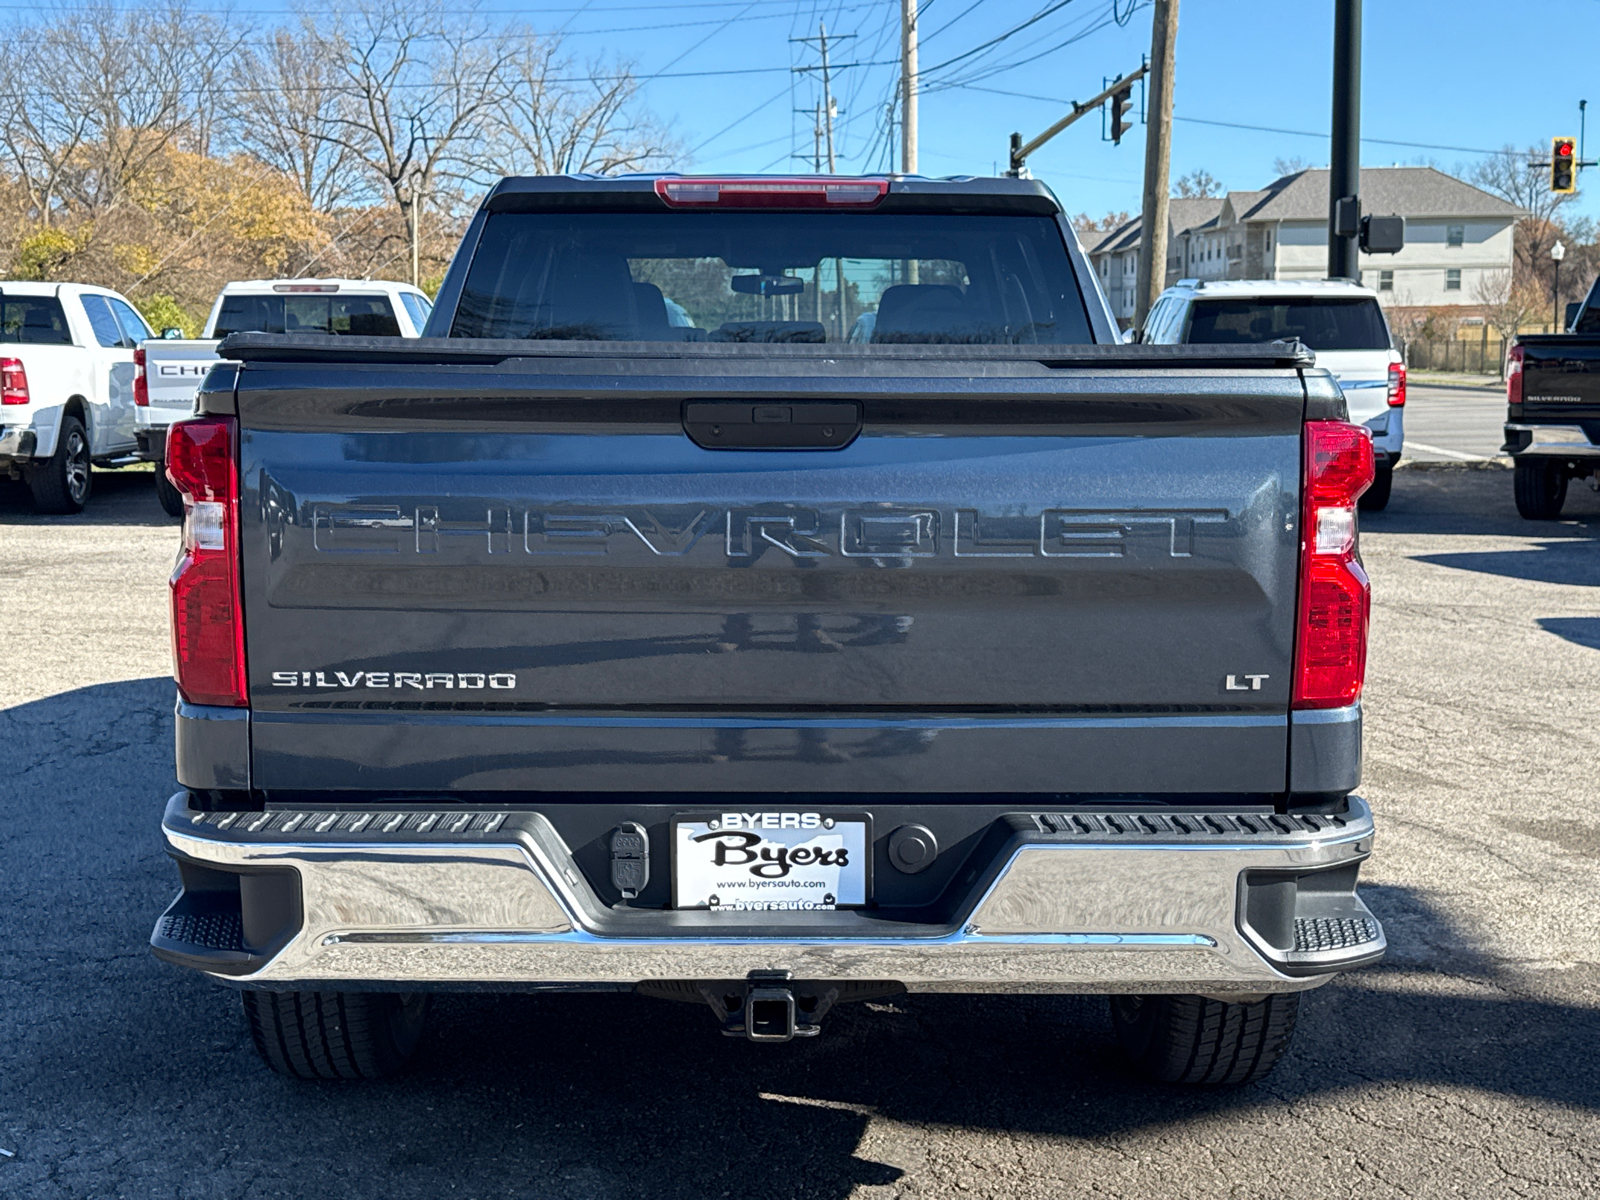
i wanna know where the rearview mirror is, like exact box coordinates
[731,274,806,297]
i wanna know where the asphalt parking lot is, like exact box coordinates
[1398,379,1507,463]
[3,461,1599,1199]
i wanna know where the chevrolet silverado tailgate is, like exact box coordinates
[234,344,1312,796]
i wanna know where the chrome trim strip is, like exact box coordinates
[322,930,1218,949]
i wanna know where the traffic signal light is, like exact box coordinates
[1551,137,1577,193]
[1110,84,1133,145]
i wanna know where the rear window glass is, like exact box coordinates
[0,296,72,345]
[1185,297,1390,351]
[214,294,401,338]
[398,291,432,333]
[451,212,1092,345]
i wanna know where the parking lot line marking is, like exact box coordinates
[1406,441,1491,462]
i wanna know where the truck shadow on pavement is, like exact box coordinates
[1413,540,1600,587]
[1362,465,1600,537]
[3,678,1599,1198]
[0,469,177,528]
[1536,617,1600,651]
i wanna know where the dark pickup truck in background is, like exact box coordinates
[151,174,1384,1088]
[1505,273,1600,518]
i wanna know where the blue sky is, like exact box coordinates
[130,0,1600,222]
[546,0,1600,224]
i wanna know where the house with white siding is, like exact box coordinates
[1084,167,1523,326]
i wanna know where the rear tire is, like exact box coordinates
[27,415,92,514]
[242,990,429,1079]
[1514,459,1568,520]
[1109,992,1299,1085]
[1358,461,1393,511]
[154,464,185,518]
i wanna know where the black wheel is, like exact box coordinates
[1109,992,1299,1085]
[28,415,92,514]
[154,464,185,518]
[242,990,429,1079]
[1358,461,1393,511]
[1514,459,1567,520]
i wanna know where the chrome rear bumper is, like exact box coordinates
[153,793,1384,995]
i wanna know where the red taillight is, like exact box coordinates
[1386,359,1406,407]
[134,347,148,407]
[654,177,888,209]
[1,357,29,405]
[166,416,246,707]
[1294,420,1374,710]
[1506,344,1524,408]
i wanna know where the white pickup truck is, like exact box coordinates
[0,281,157,513]
[140,278,433,514]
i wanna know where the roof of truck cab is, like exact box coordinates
[218,278,424,294]
[483,173,1065,216]
[0,281,123,297]
[1168,279,1380,301]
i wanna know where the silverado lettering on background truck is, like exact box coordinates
[151,173,1385,1085]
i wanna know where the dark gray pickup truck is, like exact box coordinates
[1505,273,1600,517]
[151,174,1384,1086]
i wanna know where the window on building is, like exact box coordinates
[1265,229,1273,252]
[1445,268,1462,291]
[1379,270,1394,292]
[1447,224,1464,248]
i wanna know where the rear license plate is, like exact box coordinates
[671,813,871,911]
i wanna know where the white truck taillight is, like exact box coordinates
[134,347,149,407]
[1,357,29,405]
[166,416,246,707]
[1386,359,1406,407]
[1294,420,1374,710]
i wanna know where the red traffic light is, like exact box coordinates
[1556,140,1575,158]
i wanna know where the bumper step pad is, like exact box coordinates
[1295,916,1381,954]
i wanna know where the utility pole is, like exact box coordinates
[409,177,421,289]
[1134,0,1178,331]
[812,100,824,173]
[901,0,918,175]
[820,23,838,172]
[792,24,853,172]
[1328,0,1361,281]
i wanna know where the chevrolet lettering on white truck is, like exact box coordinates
[150,174,1384,1085]
[139,278,432,516]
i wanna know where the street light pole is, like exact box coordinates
[1552,239,1567,331]
[1328,0,1362,281]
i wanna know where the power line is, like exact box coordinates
[950,83,1508,158]
[915,0,1079,79]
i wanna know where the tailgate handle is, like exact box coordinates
[683,401,861,449]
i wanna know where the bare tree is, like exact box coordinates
[1173,169,1222,199]
[1072,210,1132,235]
[1470,145,1571,300]
[313,0,517,279]
[0,3,240,220]
[1474,268,1543,376]
[230,21,366,212]
[490,39,678,176]
[1272,155,1313,177]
